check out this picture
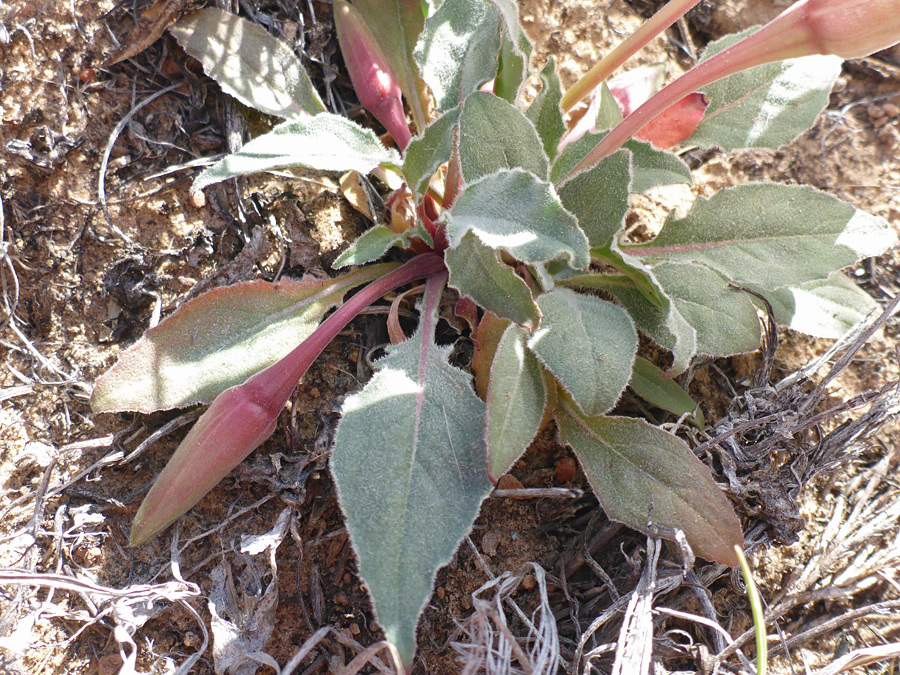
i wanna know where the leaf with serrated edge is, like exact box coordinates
[331,276,492,666]
[558,149,630,248]
[333,226,406,268]
[750,272,878,340]
[528,288,636,417]
[91,263,397,413]
[193,114,400,193]
[414,0,501,112]
[557,397,743,566]
[689,29,842,151]
[169,8,326,119]
[446,233,541,329]
[351,0,429,128]
[552,131,690,193]
[526,58,565,161]
[486,324,547,479]
[403,107,460,198]
[459,91,549,183]
[626,184,897,290]
[446,169,589,269]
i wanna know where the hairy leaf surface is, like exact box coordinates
[528,288,637,417]
[630,357,703,428]
[557,399,743,566]
[557,149,630,248]
[486,324,547,479]
[91,264,396,412]
[332,278,492,666]
[526,58,565,161]
[446,169,589,269]
[689,30,842,150]
[445,233,541,329]
[193,114,401,192]
[459,92,549,183]
[627,184,897,289]
[415,0,501,112]
[403,107,460,198]
[169,8,326,119]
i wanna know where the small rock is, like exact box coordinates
[481,531,501,556]
[555,457,577,483]
[521,574,536,591]
[497,474,524,490]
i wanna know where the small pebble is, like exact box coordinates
[349,622,360,635]
[481,531,501,556]
[521,574,536,591]
[436,586,445,600]
[497,474,524,490]
[555,457,577,483]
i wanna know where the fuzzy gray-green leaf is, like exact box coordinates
[486,324,547,479]
[446,233,541,329]
[558,149,630,248]
[403,107,460,198]
[414,0,501,112]
[557,400,743,566]
[526,58,566,161]
[169,8,326,119]
[459,91,549,183]
[630,357,703,428]
[528,288,637,417]
[332,281,492,666]
[446,169,589,269]
[193,114,400,192]
[627,184,897,289]
[689,30,842,151]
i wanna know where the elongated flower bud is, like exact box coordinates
[334,0,412,150]
[562,0,900,181]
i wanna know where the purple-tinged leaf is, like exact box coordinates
[557,394,743,566]
[91,264,398,413]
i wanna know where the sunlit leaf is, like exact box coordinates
[526,58,566,162]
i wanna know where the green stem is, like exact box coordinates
[561,0,704,113]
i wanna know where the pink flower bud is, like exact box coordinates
[785,0,900,59]
[334,0,412,150]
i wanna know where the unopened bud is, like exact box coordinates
[334,0,412,150]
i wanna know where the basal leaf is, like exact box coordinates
[472,311,510,400]
[486,323,547,479]
[751,271,878,339]
[91,264,397,413]
[528,288,637,417]
[445,232,541,329]
[557,397,743,566]
[169,8,326,119]
[630,357,703,428]
[414,0,501,112]
[333,225,406,268]
[485,0,532,63]
[557,149,630,248]
[459,91,549,183]
[351,0,429,129]
[403,107,461,198]
[526,58,565,162]
[626,184,897,289]
[689,29,842,151]
[494,31,527,104]
[446,169,589,269]
[552,131,690,193]
[192,114,401,192]
[332,276,492,666]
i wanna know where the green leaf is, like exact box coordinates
[459,91,549,183]
[528,288,637,417]
[630,357,703,428]
[192,114,400,192]
[403,107,461,198]
[333,225,421,268]
[332,277,492,666]
[552,131,690,193]
[90,263,398,413]
[627,184,897,289]
[526,58,566,161]
[351,0,429,129]
[486,324,547,479]
[612,262,762,358]
[494,33,524,103]
[485,0,532,63]
[414,0,501,112]
[445,232,541,329]
[689,30,842,151]
[556,398,743,566]
[446,169,589,269]
[558,149,631,248]
[751,272,878,339]
[169,8,326,119]
[594,82,624,131]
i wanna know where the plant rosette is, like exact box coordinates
[92,0,900,666]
